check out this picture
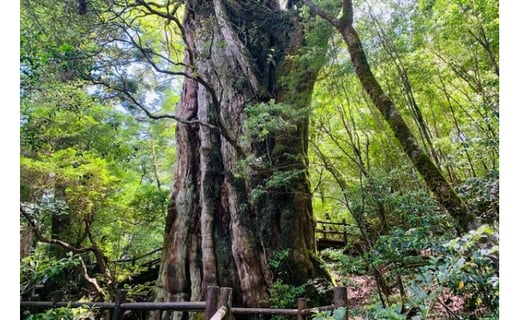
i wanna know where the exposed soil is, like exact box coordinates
[341,275,467,319]
[346,275,376,311]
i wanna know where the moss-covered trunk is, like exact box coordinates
[154,1,330,318]
[304,0,476,234]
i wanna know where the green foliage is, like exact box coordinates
[20,0,499,317]
[126,184,170,222]
[310,307,347,320]
[244,100,307,140]
[269,279,306,309]
[365,225,498,319]
[20,252,80,299]
[20,0,178,307]
[309,0,499,237]
[367,304,407,320]
[268,250,334,311]
[439,225,498,315]
[268,249,308,310]
[20,0,106,90]
[22,305,98,320]
[456,171,499,223]
[268,249,292,281]
[320,248,366,277]
[122,282,156,302]
[360,171,449,231]
[22,307,75,320]
[370,225,442,268]
[243,100,312,201]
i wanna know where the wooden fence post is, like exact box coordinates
[205,286,220,320]
[297,298,307,320]
[113,290,126,320]
[333,286,348,320]
[218,287,233,320]
[342,219,348,244]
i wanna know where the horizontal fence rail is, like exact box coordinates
[21,286,348,320]
[315,219,360,250]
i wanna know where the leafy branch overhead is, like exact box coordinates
[304,0,476,233]
[20,0,498,318]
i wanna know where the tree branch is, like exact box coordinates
[96,1,249,159]
[94,78,219,130]
[84,218,115,295]
[79,255,108,299]
[304,0,476,233]
[302,0,340,27]
[20,204,96,254]
[21,204,115,299]
[118,27,248,158]
[339,0,354,27]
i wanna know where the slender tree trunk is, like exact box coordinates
[304,0,476,234]
[367,8,442,170]
[150,138,162,189]
[154,1,330,317]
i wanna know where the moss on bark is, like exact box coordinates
[155,2,333,316]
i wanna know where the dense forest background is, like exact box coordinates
[12,0,513,319]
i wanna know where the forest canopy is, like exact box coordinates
[18,0,501,319]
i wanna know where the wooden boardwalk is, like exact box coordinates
[101,220,359,290]
[315,220,359,250]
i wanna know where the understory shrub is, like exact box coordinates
[366,224,498,319]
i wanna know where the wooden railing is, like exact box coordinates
[315,220,359,249]
[21,286,349,320]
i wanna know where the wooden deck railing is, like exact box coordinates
[316,219,359,249]
[21,286,348,320]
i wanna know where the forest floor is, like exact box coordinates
[341,275,466,319]
[344,275,376,315]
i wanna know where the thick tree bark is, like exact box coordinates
[154,1,330,317]
[303,0,476,234]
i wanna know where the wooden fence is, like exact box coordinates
[20,286,348,320]
[316,220,359,250]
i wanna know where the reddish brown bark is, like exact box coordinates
[154,1,330,316]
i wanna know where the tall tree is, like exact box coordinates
[304,0,477,234]
[146,0,332,313]
[21,0,333,309]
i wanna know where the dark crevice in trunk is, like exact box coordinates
[155,2,332,316]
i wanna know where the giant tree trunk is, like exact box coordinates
[154,1,329,317]
[304,0,476,234]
